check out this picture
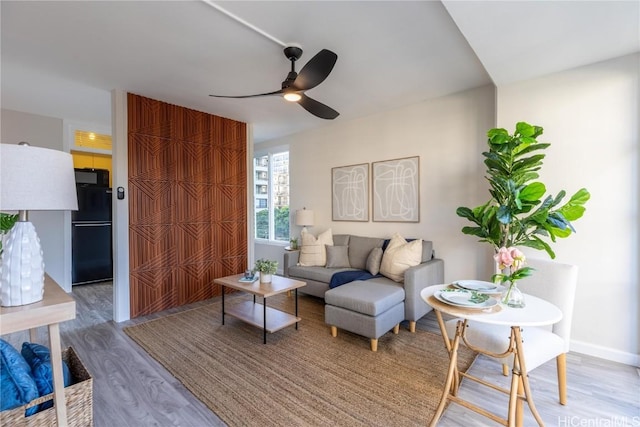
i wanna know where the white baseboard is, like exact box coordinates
[571,339,640,367]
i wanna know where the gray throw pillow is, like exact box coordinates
[366,247,383,275]
[325,245,350,268]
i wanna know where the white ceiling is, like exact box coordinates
[1,1,638,143]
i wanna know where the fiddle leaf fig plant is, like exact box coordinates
[456,122,590,259]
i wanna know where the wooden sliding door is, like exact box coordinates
[128,94,247,318]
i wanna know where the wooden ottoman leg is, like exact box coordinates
[409,321,416,333]
[330,326,338,337]
[370,338,378,352]
[393,324,400,334]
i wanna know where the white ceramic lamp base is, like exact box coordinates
[0,221,45,306]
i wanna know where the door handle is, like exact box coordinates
[73,223,111,227]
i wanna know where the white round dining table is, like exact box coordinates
[420,284,563,427]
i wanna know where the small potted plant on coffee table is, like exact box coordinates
[254,258,278,284]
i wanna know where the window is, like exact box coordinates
[254,151,289,242]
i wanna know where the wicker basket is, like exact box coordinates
[0,347,93,427]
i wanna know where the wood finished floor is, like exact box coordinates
[3,282,638,426]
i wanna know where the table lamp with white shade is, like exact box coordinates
[0,142,78,307]
[295,208,314,234]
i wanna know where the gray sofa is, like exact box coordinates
[283,234,444,350]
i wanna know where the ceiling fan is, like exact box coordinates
[210,46,339,120]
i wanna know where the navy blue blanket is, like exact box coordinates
[329,270,380,289]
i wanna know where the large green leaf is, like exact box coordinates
[523,236,556,259]
[569,188,591,205]
[481,205,497,228]
[473,201,491,216]
[515,122,536,137]
[511,138,536,156]
[514,143,550,157]
[488,128,509,145]
[484,158,508,175]
[559,204,585,221]
[512,154,545,173]
[550,226,572,238]
[456,207,475,220]
[461,226,487,238]
[519,182,546,201]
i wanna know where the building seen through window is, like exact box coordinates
[254,151,289,241]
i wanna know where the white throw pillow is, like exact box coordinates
[299,229,334,266]
[379,233,422,282]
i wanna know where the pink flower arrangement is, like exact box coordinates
[494,247,526,271]
[492,246,534,284]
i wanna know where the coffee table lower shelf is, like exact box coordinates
[225,300,301,333]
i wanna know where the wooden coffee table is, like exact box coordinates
[214,274,306,344]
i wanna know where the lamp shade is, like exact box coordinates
[295,209,314,227]
[0,143,78,211]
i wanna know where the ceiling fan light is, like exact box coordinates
[284,92,302,102]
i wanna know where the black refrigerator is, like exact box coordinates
[72,171,113,285]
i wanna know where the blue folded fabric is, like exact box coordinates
[0,339,39,415]
[329,270,380,289]
[21,342,72,412]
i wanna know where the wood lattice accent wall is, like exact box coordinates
[128,93,247,318]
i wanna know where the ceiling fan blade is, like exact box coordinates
[209,89,283,99]
[292,49,337,91]
[298,94,339,120]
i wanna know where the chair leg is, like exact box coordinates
[557,353,567,405]
[409,321,416,333]
[516,377,524,426]
[393,324,400,334]
[502,363,509,376]
[330,326,337,337]
[370,338,378,352]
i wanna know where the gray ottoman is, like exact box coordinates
[325,280,405,351]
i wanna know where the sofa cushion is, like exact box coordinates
[325,245,350,268]
[333,234,350,247]
[348,236,384,270]
[383,238,433,262]
[366,247,383,275]
[288,265,356,283]
[299,229,334,266]
[380,233,422,282]
[325,280,404,316]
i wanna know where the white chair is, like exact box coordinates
[445,258,579,405]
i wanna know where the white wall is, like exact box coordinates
[0,109,70,289]
[497,53,639,364]
[257,84,497,286]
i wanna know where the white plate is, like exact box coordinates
[453,280,499,292]
[435,290,498,309]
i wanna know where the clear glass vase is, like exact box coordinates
[501,281,525,308]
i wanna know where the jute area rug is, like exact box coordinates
[124,293,476,426]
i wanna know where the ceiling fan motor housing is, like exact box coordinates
[284,46,303,62]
